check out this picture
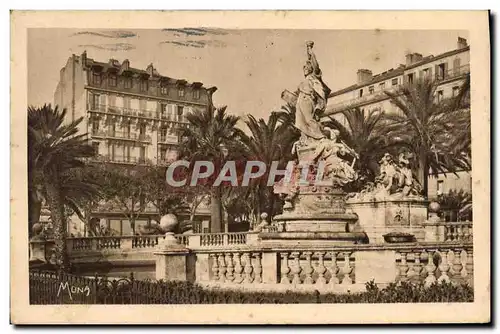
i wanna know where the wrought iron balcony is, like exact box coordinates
[87,104,190,124]
[90,154,152,165]
[158,135,179,144]
[91,129,151,143]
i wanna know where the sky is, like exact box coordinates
[28,28,468,122]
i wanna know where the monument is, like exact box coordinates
[345,152,428,243]
[260,41,368,245]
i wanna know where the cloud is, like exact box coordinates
[71,30,137,38]
[160,40,227,49]
[77,43,136,51]
[161,28,228,37]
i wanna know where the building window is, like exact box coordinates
[89,93,100,110]
[368,86,374,95]
[437,180,444,196]
[452,86,460,97]
[124,122,131,138]
[178,87,185,98]
[359,89,363,98]
[124,77,133,89]
[392,78,399,86]
[177,106,184,122]
[422,68,431,79]
[108,75,117,87]
[379,82,385,90]
[193,89,200,99]
[140,80,148,92]
[92,142,99,155]
[437,63,446,80]
[160,148,166,161]
[161,85,169,95]
[407,73,414,85]
[91,119,100,134]
[437,90,444,102]
[140,124,146,136]
[92,72,101,85]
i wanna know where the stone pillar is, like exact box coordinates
[195,253,210,282]
[29,239,48,262]
[261,252,279,284]
[355,250,397,286]
[154,232,194,282]
[246,233,260,245]
[188,234,201,248]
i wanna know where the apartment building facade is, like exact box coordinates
[54,51,213,235]
[324,37,471,199]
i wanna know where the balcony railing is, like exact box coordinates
[158,135,179,144]
[327,64,470,114]
[91,155,151,165]
[88,104,189,124]
[92,129,152,142]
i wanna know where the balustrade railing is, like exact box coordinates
[195,242,473,292]
[424,221,473,242]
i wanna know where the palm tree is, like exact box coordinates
[28,104,97,271]
[383,77,471,196]
[179,105,242,233]
[322,107,391,189]
[239,113,296,223]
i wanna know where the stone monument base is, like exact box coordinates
[346,198,428,244]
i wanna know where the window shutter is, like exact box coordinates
[453,58,461,75]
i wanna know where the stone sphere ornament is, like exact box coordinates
[159,214,178,233]
[428,201,441,213]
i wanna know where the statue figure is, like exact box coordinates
[312,127,359,186]
[349,152,423,201]
[295,41,331,143]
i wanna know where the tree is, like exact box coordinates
[239,113,296,223]
[179,105,243,232]
[28,104,97,271]
[323,107,391,190]
[98,163,151,235]
[384,77,471,196]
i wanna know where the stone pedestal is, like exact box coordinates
[154,232,195,282]
[29,238,48,262]
[355,250,397,285]
[346,199,428,244]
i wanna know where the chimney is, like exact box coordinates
[413,53,423,63]
[146,63,155,76]
[122,59,130,71]
[457,37,468,49]
[357,69,373,84]
[405,53,423,65]
[405,53,413,65]
[81,50,87,66]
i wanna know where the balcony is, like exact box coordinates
[90,154,151,165]
[158,134,179,144]
[91,130,151,143]
[435,64,470,82]
[327,64,470,114]
[87,104,189,124]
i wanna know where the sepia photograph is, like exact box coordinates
[10,10,490,324]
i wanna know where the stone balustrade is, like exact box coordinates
[63,232,253,253]
[158,241,473,294]
[424,221,473,243]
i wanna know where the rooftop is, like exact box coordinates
[329,40,470,98]
[80,51,208,89]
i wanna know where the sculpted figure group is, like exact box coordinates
[274,41,423,209]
